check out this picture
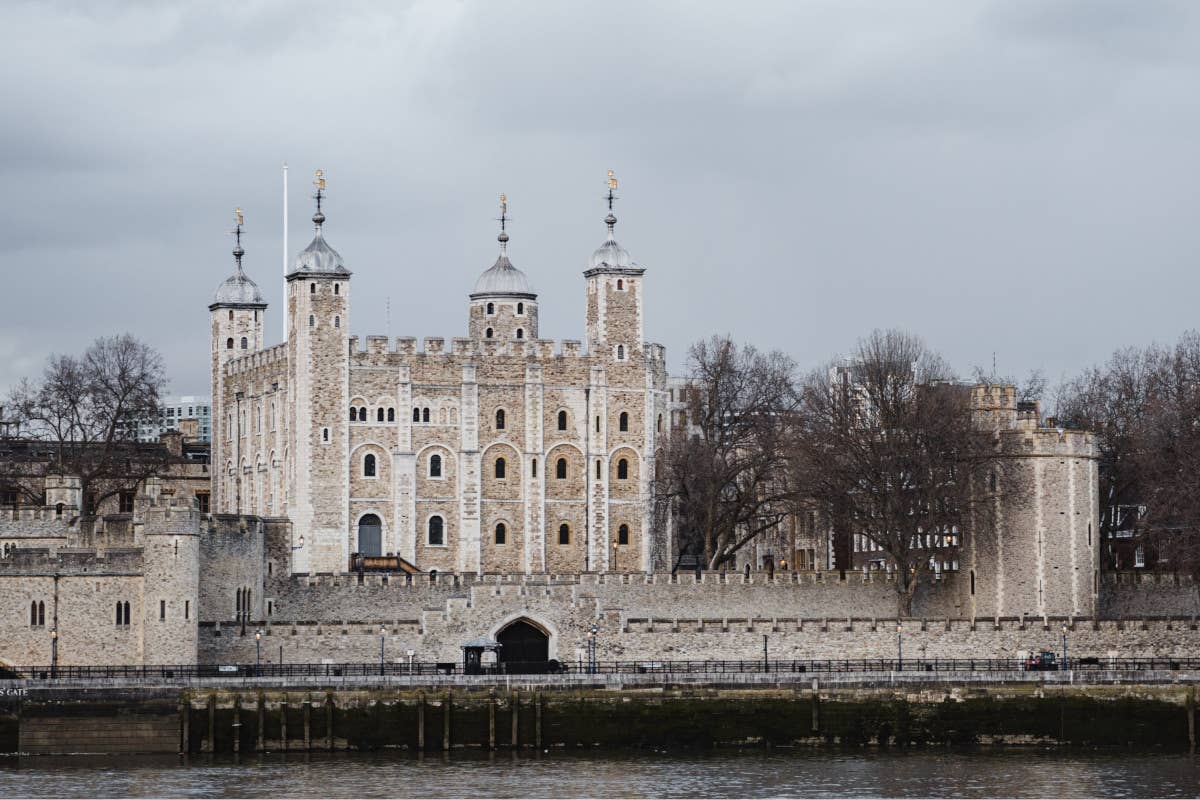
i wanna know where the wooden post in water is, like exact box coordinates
[417,692,425,751]
[443,691,451,752]
[303,699,312,751]
[535,693,542,748]
[811,678,820,733]
[511,691,519,749]
[206,694,216,753]
[179,700,189,755]
[256,694,265,752]
[326,694,335,751]
[280,696,288,752]
[233,695,241,754]
[1188,685,1196,755]
[488,691,496,750]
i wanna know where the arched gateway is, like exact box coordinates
[495,618,550,668]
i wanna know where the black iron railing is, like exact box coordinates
[6,657,1200,682]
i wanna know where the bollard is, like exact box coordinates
[256,694,265,753]
[303,700,312,751]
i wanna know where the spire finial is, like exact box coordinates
[497,193,510,253]
[231,207,246,271]
[605,169,618,235]
[312,169,326,229]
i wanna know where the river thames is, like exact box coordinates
[0,750,1197,798]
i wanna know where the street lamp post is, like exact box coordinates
[1061,624,1068,671]
[897,622,903,671]
[255,628,262,676]
[587,623,598,674]
[406,649,415,675]
[50,626,58,679]
[379,625,387,676]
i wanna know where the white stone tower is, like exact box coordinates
[285,171,351,574]
[209,209,267,514]
[584,171,646,360]
[468,195,539,341]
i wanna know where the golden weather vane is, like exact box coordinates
[608,169,617,191]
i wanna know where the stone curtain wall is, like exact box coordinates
[1101,573,1200,618]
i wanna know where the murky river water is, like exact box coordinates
[0,749,1197,798]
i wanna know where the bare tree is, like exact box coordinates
[657,336,799,570]
[792,330,991,616]
[2,334,169,521]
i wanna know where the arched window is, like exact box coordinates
[657,414,663,433]
[619,412,629,432]
[228,310,234,320]
[122,601,130,626]
[334,316,340,328]
[596,460,601,479]
[495,522,506,545]
[38,601,45,627]
[486,328,494,339]
[363,454,376,477]
[55,502,63,518]
[115,601,122,626]
[557,410,568,431]
[423,408,430,423]
[350,407,358,422]
[430,453,442,477]
[358,513,382,557]
[495,409,506,430]
[556,458,567,479]
[310,283,316,294]
[334,283,340,295]
[531,458,538,477]
[377,408,384,422]
[617,344,625,360]
[428,515,444,546]
[31,601,37,626]
[226,338,234,350]
[486,302,495,315]
[413,407,421,422]
[558,523,570,545]
[308,315,315,328]
[618,524,630,545]
[617,279,624,290]
[387,408,395,422]
[495,457,506,479]
[322,428,329,442]
[517,302,524,315]
[617,458,629,480]
[516,328,524,339]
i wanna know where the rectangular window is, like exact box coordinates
[119,491,136,514]
[196,492,210,514]
[185,600,190,620]
[159,600,166,620]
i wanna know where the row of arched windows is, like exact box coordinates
[235,586,253,621]
[484,327,525,339]
[29,600,45,627]
[115,600,131,626]
[225,336,249,350]
[485,302,526,315]
[350,406,396,422]
[310,282,341,295]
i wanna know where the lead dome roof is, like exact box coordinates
[212,265,266,306]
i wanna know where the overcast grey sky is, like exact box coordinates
[4,1,1199,396]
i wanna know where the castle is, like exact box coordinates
[2,172,1196,671]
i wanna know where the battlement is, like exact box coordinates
[0,545,143,575]
[224,342,288,376]
[347,335,601,363]
[995,424,1096,458]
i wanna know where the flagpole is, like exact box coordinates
[282,162,288,343]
